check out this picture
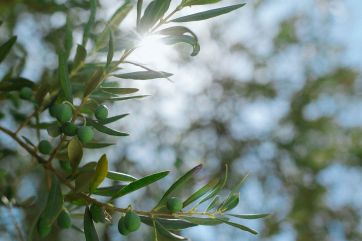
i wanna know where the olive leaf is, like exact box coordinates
[58,50,72,102]
[227,213,270,220]
[214,218,258,235]
[171,3,246,22]
[97,113,129,124]
[82,0,96,46]
[0,36,17,63]
[155,220,187,240]
[163,35,200,56]
[183,177,218,208]
[84,68,105,97]
[206,195,221,211]
[153,164,202,210]
[83,142,115,149]
[65,15,73,59]
[100,87,139,95]
[182,0,221,6]
[111,171,169,199]
[199,165,228,204]
[113,71,173,80]
[93,185,125,196]
[87,118,129,136]
[89,154,108,193]
[182,216,226,225]
[68,137,83,173]
[139,0,171,32]
[39,177,64,226]
[141,216,197,230]
[106,31,114,67]
[84,206,100,241]
[72,44,87,74]
[107,170,137,182]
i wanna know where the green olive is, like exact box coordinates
[38,140,52,155]
[124,211,141,232]
[95,105,109,121]
[57,209,72,229]
[62,122,78,136]
[19,87,32,100]
[118,217,130,236]
[77,126,94,143]
[37,218,51,238]
[49,104,61,117]
[47,124,61,137]
[55,103,72,123]
[167,197,183,213]
[90,204,105,223]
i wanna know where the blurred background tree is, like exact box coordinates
[0,1,362,241]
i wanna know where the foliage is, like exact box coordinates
[0,1,268,240]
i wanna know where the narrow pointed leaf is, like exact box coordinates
[199,165,228,204]
[215,218,258,235]
[182,0,221,6]
[84,206,99,241]
[83,142,115,149]
[139,0,171,32]
[72,44,87,74]
[227,213,270,220]
[106,32,114,67]
[218,193,239,212]
[84,68,105,97]
[206,195,221,211]
[171,4,246,22]
[154,164,202,210]
[82,0,96,46]
[137,0,143,25]
[105,95,149,101]
[97,113,129,125]
[182,217,226,226]
[113,71,172,80]
[155,220,187,240]
[39,177,64,225]
[68,137,83,173]
[183,178,218,208]
[65,16,73,59]
[141,216,197,230]
[163,35,200,56]
[93,185,125,196]
[112,171,169,199]
[96,1,132,49]
[87,119,129,136]
[90,154,108,192]
[107,170,137,182]
[0,36,17,63]
[100,87,139,95]
[59,51,72,102]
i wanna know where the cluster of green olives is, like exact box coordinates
[37,104,109,154]
[37,208,72,237]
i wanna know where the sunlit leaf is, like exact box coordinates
[0,36,17,63]
[139,0,171,32]
[171,3,246,22]
[163,35,200,56]
[182,0,221,6]
[153,164,202,210]
[84,206,99,241]
[68,137,83,173]
[96,1,132,49]
[113,71,173,80]
[112,171,169,199]
[137,0,143,25]
[100,87,139,95]
[107,170,137,182]
[89,154,108,193]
